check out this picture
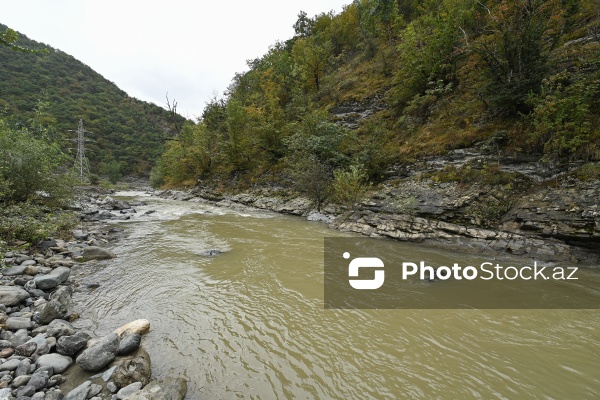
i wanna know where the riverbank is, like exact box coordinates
[158,165,600,265]
[0,193,187,399]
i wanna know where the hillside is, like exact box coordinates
[0,23,187,176]
[157,0,599,188]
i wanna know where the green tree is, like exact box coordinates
[469,0,565,116]
[292,36,331,92]
[0,120,74,206]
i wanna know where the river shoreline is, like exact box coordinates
[0,192,187,400]
[156,179,600,265]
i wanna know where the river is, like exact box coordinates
[69,192,600,399]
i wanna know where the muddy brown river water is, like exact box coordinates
[69,192,600,399]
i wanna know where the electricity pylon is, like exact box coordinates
[71,119,91,182]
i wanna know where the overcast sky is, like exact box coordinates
[2,0,349,119]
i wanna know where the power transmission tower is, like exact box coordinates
[72,119,91,182]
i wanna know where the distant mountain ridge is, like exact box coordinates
[0,23,188,176]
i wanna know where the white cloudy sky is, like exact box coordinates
[2,0,349,119]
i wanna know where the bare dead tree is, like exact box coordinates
[165,93,181,136]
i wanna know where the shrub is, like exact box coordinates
[0,203,77,244]
[332,165,370,210]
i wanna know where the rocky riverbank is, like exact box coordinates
[0,194,187,400]
[159,161,600,265]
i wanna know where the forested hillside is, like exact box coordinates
[159,0,599,189]
[0,23,187,177]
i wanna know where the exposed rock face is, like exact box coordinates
[501,181,600,251]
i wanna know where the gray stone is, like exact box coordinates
[44,255,75,268]
[125,378,187,400]
[14,255,31,264]
[6,317,33,331]
[36,353,73,374]
[1,264,27,276]
[31,392,46,400]
[101,366,117,382]
[28,334,49,357]
[56,331,90,356]
[36,239,57,250]
[48,319,76,338]
[117,334,141,356]
[0,358,22,371]
[33,267,71,290]
[116,382,142,399]
[11,374,30,388]
[0,287,30,307]
[66,380,91,400]
[81,247,116,261]
[72,230,89,240]
[15,341,36,357]
[15,359,30,377]
[38,286,73,325]
[28,368,50,391]
[47,335,57,349]
[75,333,119,372]
[112,354,151,388]
[20,260,36,267]
[0,388,12,400]
[107,381,118,393]
[45,389,66,400]
[14,383,36,397]
[88,383,102,398]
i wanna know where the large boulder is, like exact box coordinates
[124,378,187,400]
[37,286,74,324]
[33,266,71,290]
[76,332,120,371]
[81,246,116,261]
[112,353,152,388]
[0,286,30,306]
